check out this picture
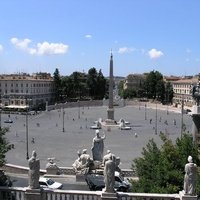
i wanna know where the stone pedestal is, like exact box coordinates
[107,108,114,121]
[179,191,198,200]
[25,188,42,200]
[191,106,200,140]
[101,191,118,200]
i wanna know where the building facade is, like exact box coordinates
[0,73,54,110]
[123,74,146,90]
[172,77,198,107]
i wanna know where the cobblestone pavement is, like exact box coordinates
[3,104,192,170]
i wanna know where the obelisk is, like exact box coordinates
[107,52,115,122]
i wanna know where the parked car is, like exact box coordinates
[85,171,131,192]
[39,177,63,189]
[4,119,13,123]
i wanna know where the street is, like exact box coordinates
[2,104,192,170]
[7,173,89,190]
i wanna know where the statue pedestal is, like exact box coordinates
[179,191,198,200]
[107,108,114,121]
[101,191,117,200]
[191,106,200,141]
[25,188,42,200]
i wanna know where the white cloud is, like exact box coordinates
[10,37,69,55]
[148,48,164,59]
[85,34,92,39]
[118,47,135,54]
[0,44,3,52]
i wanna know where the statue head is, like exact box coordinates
[107,150,111,154]
[32,150,37,158]
[188,155,193,163]
[77,150,81,157]
[95,129,100,137]
[82,149,87,154]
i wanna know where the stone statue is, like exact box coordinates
[115,157,122,173]
[104,154,116,193]
[184,156,197,195]
[72,150,82,173]
[46,157,60,175]
[192,80,200,106]
[103,150,112,166]
[91,130,106,161]
[28,150,40,189]
[78,149,93,174]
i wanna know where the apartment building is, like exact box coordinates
[0,73,55,110]
[123,74,146,90]
[172,77,198,107]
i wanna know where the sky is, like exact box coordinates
[0,0,200,77]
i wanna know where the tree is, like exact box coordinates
[53,68,62,102]
[131,133,200,194]
[87,67,107,99]
[0,128,13,186]
[144,70,165,101]
[165,82,174,104]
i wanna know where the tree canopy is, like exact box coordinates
[0,127,13,186]
[131,133,200,194]
[53,67,107,102]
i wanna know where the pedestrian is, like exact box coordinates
[31,137,35,144]
[134,133,138,138]
[150,119,152,124]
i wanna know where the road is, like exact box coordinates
[7,173,89,190]
[2,104,192,170]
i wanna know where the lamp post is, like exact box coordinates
[62,104,65,132]
[181,95,184,137]
[25,97,29,160]
[145,103,147,120]
[78,100,80,119]
[155,100,158,135]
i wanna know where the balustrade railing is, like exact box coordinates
[0,186,181,200]
[0,186,26,200]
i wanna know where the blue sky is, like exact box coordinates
[0,0,200,77]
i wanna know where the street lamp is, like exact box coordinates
[145,103,147,120]
[155,100,158,135]
[25,97,29,160]
[181,94,184,137]
[78,100,80,119]
[62,104,65,132]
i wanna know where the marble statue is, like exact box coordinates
[28,150,40,189]
[72,150,82,173]
[192,80,200,106]
[79,149,93,174]
[103,150,112,166]
[184,156,197,195]
[91,130,106,161]
[104,154,116,193]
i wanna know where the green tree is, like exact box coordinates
[0,128,13,186]
[87,67,98,99]
[96,69,106,99]
[144,70,165,101]
[53,68,62,102]
[118,80,124,98]
[165,82,174,104]
[131,133,200,194]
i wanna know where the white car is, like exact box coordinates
[39,177,63,189]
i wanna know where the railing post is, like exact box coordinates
[25,188,42,200]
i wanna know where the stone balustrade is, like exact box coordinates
[2,164,135,178]
[0,186,190,200]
